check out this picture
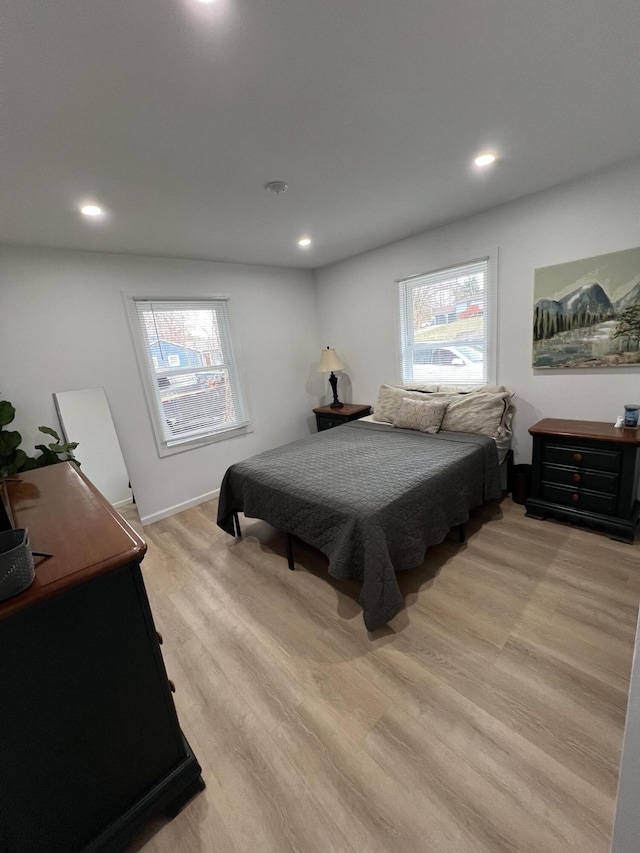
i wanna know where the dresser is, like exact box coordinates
[313,403,371,431]
[0,463,204,852]
[526,418,640,542]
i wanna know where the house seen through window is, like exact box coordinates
[398,257,495,386]
[129,297,249,454]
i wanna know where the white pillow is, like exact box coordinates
[433,385,476,394]
[393,398,448,433]
[374,383,514,437]
[374,384,440,423]
[440,389,513,437]
[399,383,440,393]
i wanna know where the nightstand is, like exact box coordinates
[313,403,371,432]
[526,418,640,542]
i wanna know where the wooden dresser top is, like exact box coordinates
[529,418,640,445]
[0,462,146,619]
[313,403,371,416]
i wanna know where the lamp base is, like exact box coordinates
[328,371,343,408]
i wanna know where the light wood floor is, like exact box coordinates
[122,496,640,853]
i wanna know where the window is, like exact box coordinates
[398,256,496,386]
[128,297,249,455]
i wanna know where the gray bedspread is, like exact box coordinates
[217,420,501,631]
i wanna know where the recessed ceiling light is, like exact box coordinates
[265,181,288,196]
[474,153,496,167]
[298,237,312,248]
[197,0,216,4]
[80,204,103,217]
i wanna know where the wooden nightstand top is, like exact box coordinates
[313,403,371,416]
[529,418,640,445]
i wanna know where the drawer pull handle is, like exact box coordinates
[156,631,163,645]
[572,473,581,483]
[168,679,176,693]
[573,452,583,462]
[571,493,580,503]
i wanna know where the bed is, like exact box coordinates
[217,384,513,631]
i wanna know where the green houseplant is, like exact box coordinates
[0,399,79,478]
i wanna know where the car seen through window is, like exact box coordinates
[412,342,483,382]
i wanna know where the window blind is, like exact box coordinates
[398,258,492,386]
[131,298,249,449]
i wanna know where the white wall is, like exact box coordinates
[0,247,319,523]
[314,157,640,463]
[2,158,639,522]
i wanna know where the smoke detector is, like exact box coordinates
[264,181,288,195]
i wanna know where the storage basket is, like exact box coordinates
[0,528,35,602]
[512,463,532,505]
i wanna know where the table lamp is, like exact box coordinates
[318,346,345,408]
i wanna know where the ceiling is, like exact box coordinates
[2,1,640,270]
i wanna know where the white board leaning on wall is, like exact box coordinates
[53,387,132,508]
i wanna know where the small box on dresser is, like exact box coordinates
[525,418,640,543]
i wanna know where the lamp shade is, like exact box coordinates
[318,347,345,373]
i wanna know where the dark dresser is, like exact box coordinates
[526,418,640,542]
[0,463,204,852]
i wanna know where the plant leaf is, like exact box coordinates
[13,449,27,466]
[0,429,22,456]
[38,425,61,441]
[19,455,38,471]
[0,401,16,427]
[34,447,60,467]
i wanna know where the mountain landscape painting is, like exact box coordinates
[533,246,640,369]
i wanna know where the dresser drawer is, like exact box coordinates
[542,443,621,473]
[541,482,618,514]
[542,463,619,494]
[316,415,341,430]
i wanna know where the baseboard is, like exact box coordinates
[112,497,134,509]
[140,488,220,526]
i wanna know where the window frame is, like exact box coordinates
[397,253,497,387]
[125,295,251,457]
